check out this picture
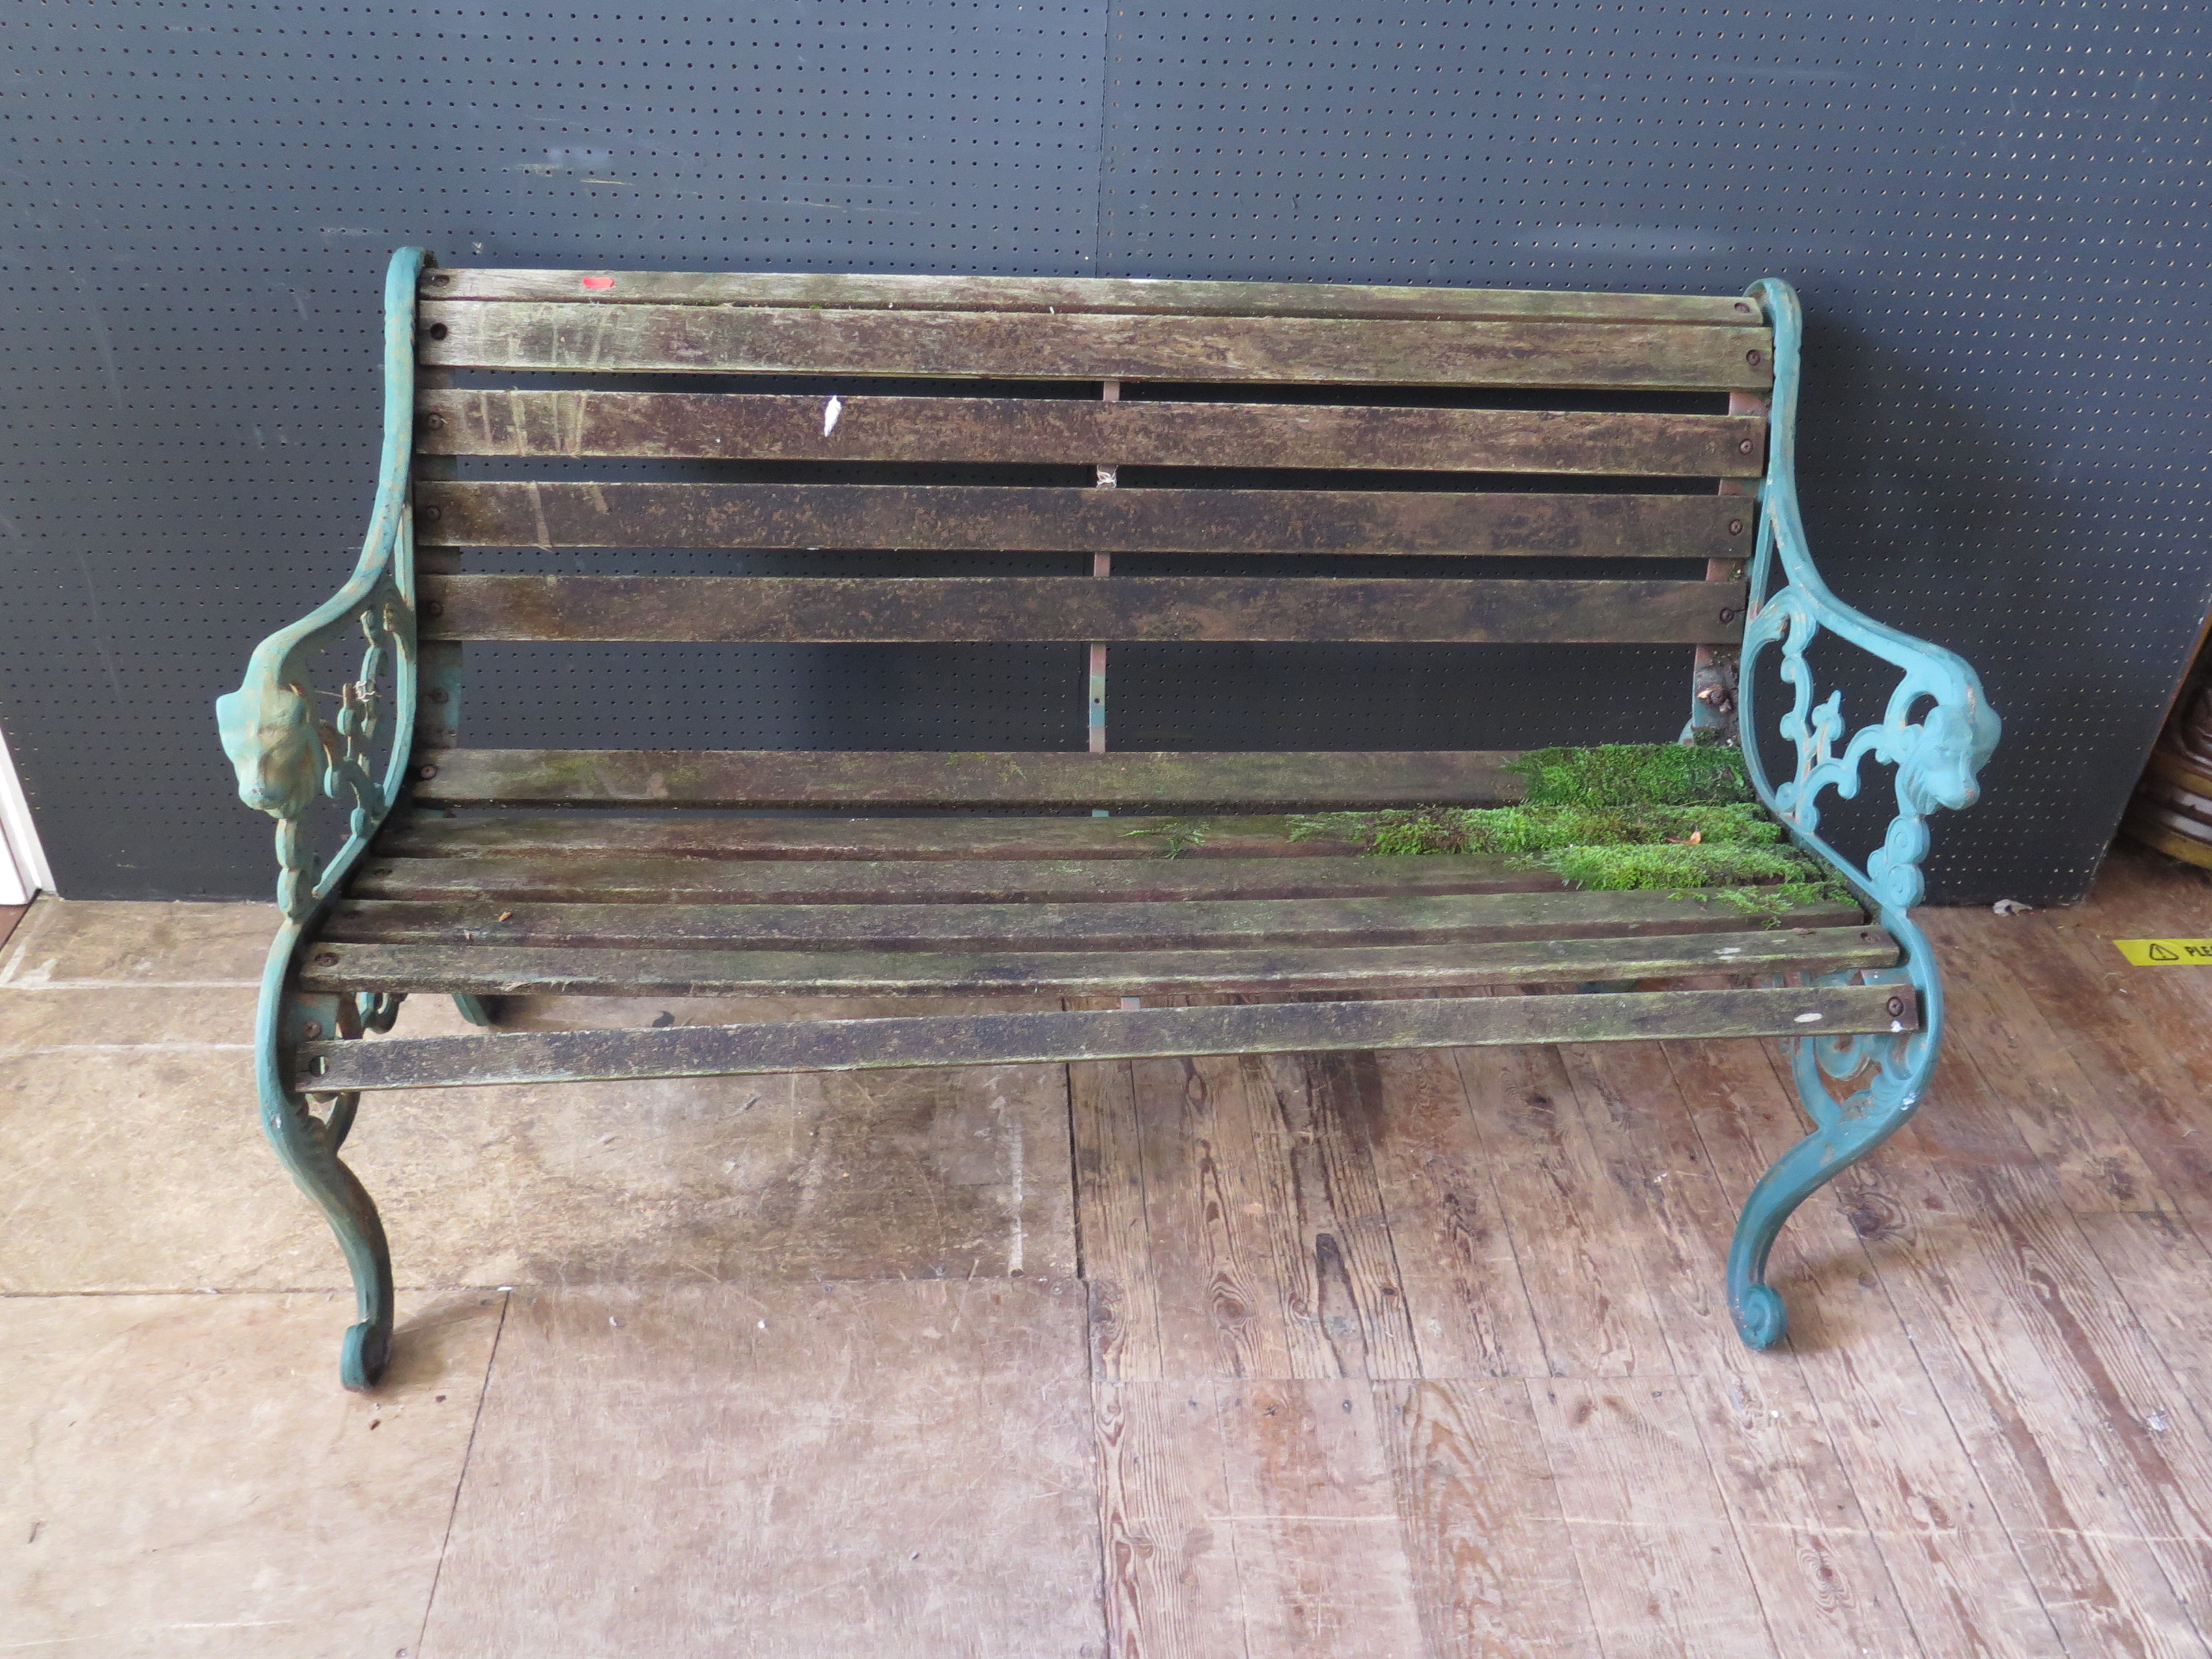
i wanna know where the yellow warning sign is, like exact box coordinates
[2114,939,2212,965]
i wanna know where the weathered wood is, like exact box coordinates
[1380,1380,1604,1654]
[320,888,1863,953]
[1362,1050,1553,1379]
[296,925,1898,999]
[408,749,1533,810]
[296,983,1912,1090]
[1555,1043,1928,1654]
[422,266,1765,325]
[1529,1380,1776,1654]
[1661,1038,2072,1659]
[1454,1032,1676,1376]
[418,574,1751,647]
[372,811,1364,862]
[1243,1052,1432,1379]
[413,481,1750,560]
[418,302,1776,391]
[1213,1380,1434,1651]
[416,389,1767,477]
[1092,1383,1248,1652]
[347,851,1558,903]
[1117,1050,1303,1380]
[413,1281,1101,1659]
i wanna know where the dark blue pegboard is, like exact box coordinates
[2,0,2205,903]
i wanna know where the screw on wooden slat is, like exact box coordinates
[1734,301,1752,312]
[302,1021,323,1039]
[417,764,438,780]
[1746,349,1763,365]
[314,952,339,966]
[425,323,449,341]
[420,412,447,431]
[1727,519,1745,535]
[418,505,442,522]
[423,600,443,617]
[1718,608,1736,624]
[426,271,452,285]
[1738,438,1756,454]
[1888,996,1906,1017]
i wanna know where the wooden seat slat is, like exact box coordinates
[299,926,1898,1000]
[372,812,1364,862]
[298,983,1911,1093]
[416,390,1768,476]
[410,749,1527,810]
[414,481,1749,559]
[419,302,1774,390]
[347,853,1561,905]
[423,268,1766,325]
[322,889,1859,952]
[418,573,1748,647]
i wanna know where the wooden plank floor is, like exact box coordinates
[10,844,2212,1654]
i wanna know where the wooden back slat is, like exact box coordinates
[409,748,1529,809]
[418,302,1774,391]
[416,390,1766,476]
[416,573,1749,646]
[413,482,1749,559]
[423,267,1762,326]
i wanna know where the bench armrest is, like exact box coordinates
[1734,278,2001,1125]
[1737,277,2001,921]
[216,247,430,920]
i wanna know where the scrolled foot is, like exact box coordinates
[341,1319,393,1391]
[1730,1282,1789,1350]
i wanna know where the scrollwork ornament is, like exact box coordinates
[1723,278,1998,1352]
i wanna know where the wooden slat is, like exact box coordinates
[408,749,1529,810]
[412,481,1751,559]
[346,852,1560,903]
[296,926,1899,998]
[418,574,1749,646]
[295,983,1910,1091]
[372,811,1364,862]
[423,267,1763,326]
[418,302,1774,391]
[319,889,1860,952]
[416,390,1768,476]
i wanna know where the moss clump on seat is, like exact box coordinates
[1507,741,1753,808]
[1287,743,1851,920]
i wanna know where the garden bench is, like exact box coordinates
[218,250,1998,1388]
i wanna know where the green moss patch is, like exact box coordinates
[1507,742,1752,808]
[1287,743,1850,921]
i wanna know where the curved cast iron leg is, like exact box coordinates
[253,932,397,1390]
[258,1071,395,1388]
[1727,1034,1929,1350]
[452,994,496,1027]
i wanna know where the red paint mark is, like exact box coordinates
[580,275,615,290]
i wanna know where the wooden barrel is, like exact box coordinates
[2122,651,2212,868]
